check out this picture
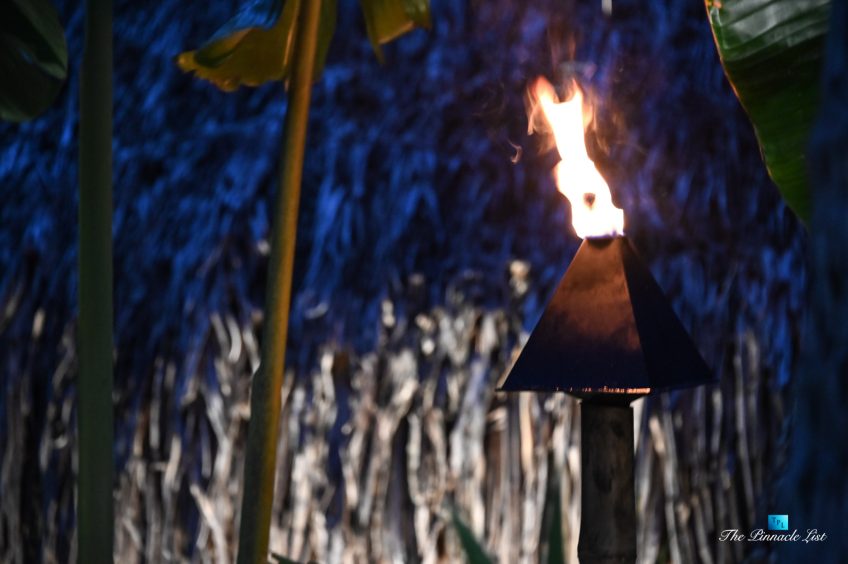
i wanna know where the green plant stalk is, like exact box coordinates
[236,0,322,562]
[77,0,114,562]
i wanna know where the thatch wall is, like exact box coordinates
[0,0,805,561]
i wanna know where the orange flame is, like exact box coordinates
[528,77,624,239]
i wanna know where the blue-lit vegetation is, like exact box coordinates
[0,0,816,561]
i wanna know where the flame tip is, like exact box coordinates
[527,75,624,239]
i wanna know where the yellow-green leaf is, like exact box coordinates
[358,0,431,62]
[177,0,336,91]
[402,0,431,27]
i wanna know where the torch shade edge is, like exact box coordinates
[498,237,714,395]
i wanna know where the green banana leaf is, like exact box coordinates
[452,510,493,564]
[0,0,67,122]
[178,0,430,91]
[706,0,831,221]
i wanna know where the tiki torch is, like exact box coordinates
[500,78,714,563]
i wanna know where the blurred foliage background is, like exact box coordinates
[0,0,806,561]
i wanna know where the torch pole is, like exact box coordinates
[578,397,637,564]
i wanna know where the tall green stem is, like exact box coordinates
[78,0,114,562]
[236,0,322,562]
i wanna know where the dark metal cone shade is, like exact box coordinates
[500,237,713,394]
